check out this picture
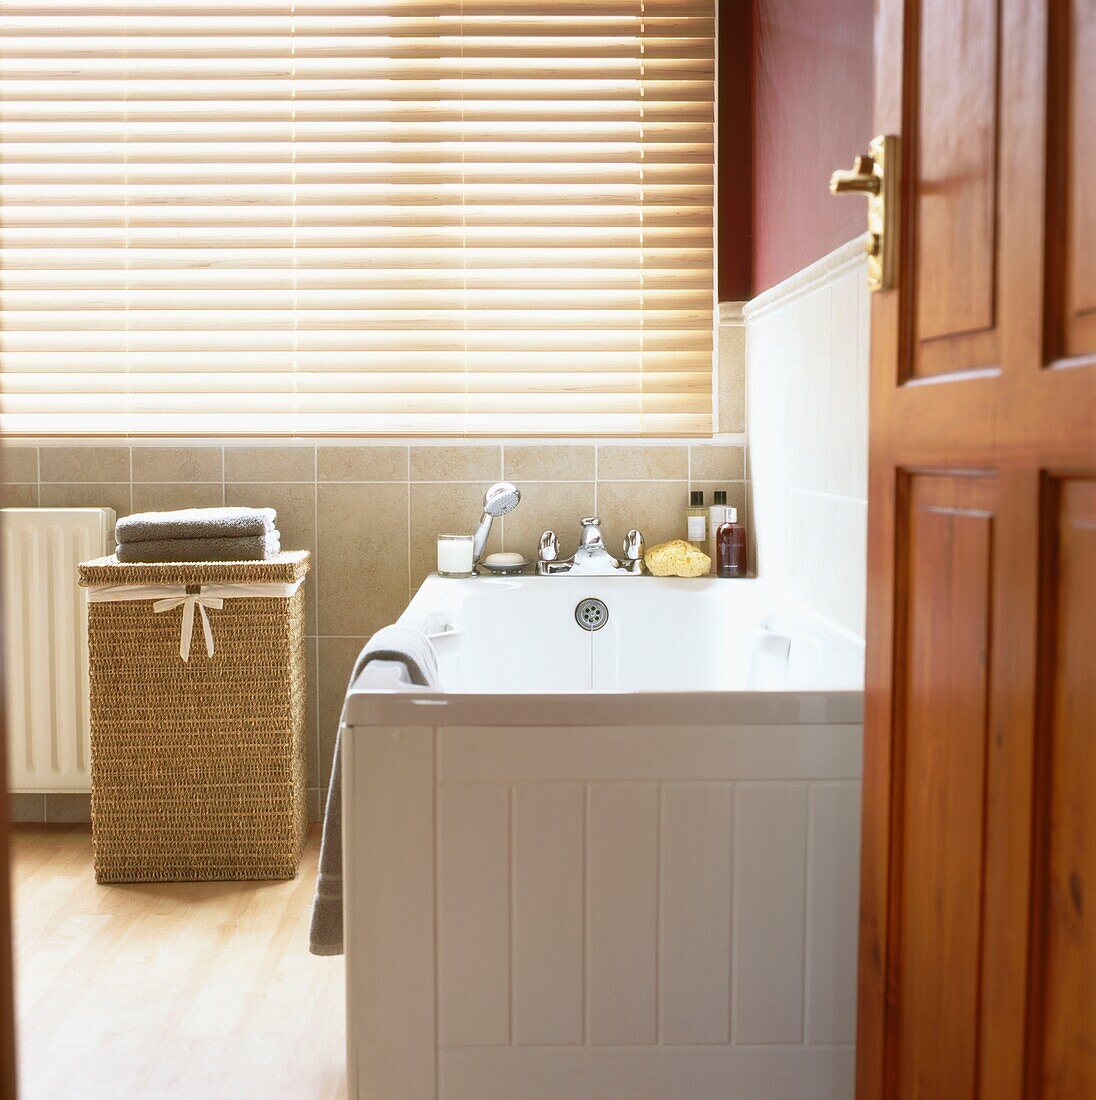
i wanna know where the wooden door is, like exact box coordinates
[857,2,1094,1099]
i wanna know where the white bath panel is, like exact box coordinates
[1,507,114,793]
[658,782,734,1045]
[346,721,861,1100]
[732,782,808,1043]
[511,782,584,1045]
[586,782,659,1045]
[437,781,511,1048]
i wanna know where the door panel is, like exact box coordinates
[914,0,1001,374]
[858,1,1095,1098]
[1058,3,1095,360]
[1030,478,1095,1100]
[894,475,996,1100]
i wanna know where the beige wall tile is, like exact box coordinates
[596,481,689,550]
[225,482,315,551]
[317,445,407,482]
[502,481,596,560]
[44,793,91,823]
[132,446,221,483]
[226,481,318,632]
[40,482,131,517]
[597,445,688,481]
[718,314,746,433]
[317,635,370,788]
[411,445,501,482]
[131,482,223,513]
[2,484,38,508]
[690,445,745,482]
[1,446,37,483]
[503,445,595,482]
[317,482,409,636]
[410,481,501,589]
[225,445,315,482]
[40,445,129,483]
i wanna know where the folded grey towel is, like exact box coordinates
[309,625,440,957]
[116,506,277,545]
[114,531,281,563]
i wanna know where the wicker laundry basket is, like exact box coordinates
[78,551,310,884]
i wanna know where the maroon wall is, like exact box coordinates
[750,0,874,293]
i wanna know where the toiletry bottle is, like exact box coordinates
[715,507,747,577]
[708,489,727,571]
[685,490,707,551]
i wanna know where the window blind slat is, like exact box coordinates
[0,1,715,436]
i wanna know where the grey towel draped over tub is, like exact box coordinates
[309,625,441,957]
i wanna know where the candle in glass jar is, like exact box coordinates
[437,534,474,576]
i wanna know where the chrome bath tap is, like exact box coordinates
[536,517,645,576]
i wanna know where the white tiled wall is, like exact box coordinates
[743,236,870,642]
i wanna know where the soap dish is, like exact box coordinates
[477,556,531,576]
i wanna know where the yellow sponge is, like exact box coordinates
[643,539,711,578]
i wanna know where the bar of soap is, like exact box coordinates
[483,552,525,566]
[643,539,711,578]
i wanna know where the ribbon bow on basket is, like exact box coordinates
[86,578,304,661]
[153,587,224,662]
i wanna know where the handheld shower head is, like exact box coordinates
[483,481,520,518]
[472,482,521,564]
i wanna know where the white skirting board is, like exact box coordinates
[2,507,115,793]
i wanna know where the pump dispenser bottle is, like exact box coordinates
[715,506,747,578]
[708,489,727,569]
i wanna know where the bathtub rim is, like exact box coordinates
[343,666,863,728]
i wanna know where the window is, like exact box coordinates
[0,1,715,436]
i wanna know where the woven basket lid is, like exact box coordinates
[78,549,310,588]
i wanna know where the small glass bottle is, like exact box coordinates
[685,490,707,550]
[715,507,747,578]
[708,489,727,570]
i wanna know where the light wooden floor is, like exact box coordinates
[10,825,345,1100]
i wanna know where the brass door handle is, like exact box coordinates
[829,155,881,196]
[829,135,899,291]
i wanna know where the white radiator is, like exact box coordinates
[2,507,115,793]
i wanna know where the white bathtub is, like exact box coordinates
[342,575,864,1100]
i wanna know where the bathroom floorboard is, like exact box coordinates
[10,824,345,1100]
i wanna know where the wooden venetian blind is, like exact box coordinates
[0,0,715,436]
